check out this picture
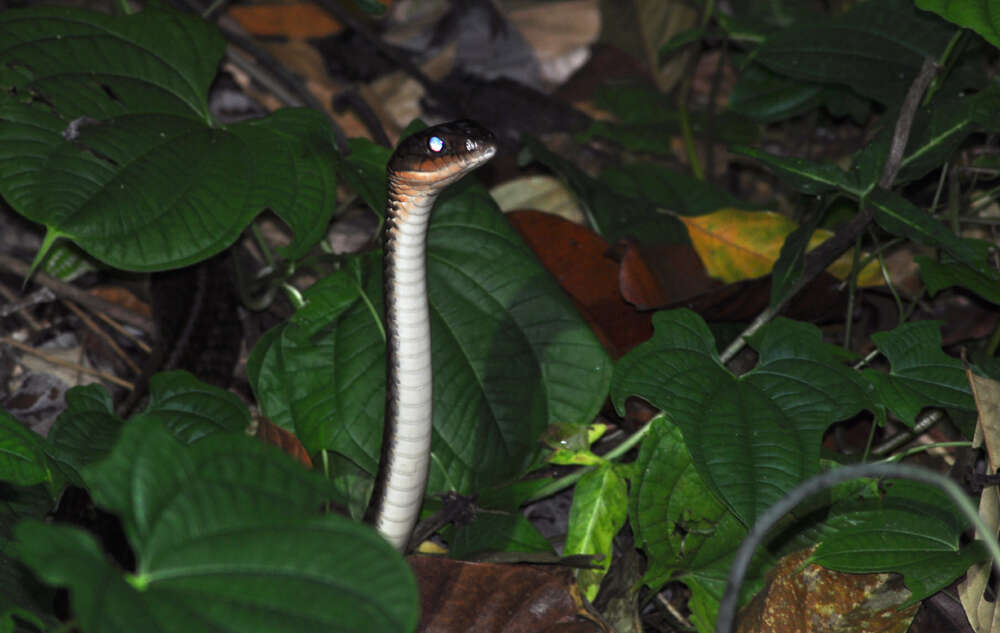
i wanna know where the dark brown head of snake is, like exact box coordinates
[386,119,498,192]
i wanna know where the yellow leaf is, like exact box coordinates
[679,208,882,286]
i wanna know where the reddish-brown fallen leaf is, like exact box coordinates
[410,557,608,633]
[737,548,917,633]
[618,240,849,323]
[89,286,152,318]
[507,210,652,357]
[618,240,717,309]
[255,416,312,468]
[227,3,344,39]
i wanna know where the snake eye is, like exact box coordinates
[427,136,445,153]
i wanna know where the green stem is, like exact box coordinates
[525,414,661,503]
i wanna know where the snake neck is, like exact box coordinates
[367,183,439,551]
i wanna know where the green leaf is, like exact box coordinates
[14,517,417,633]
[13,416,418,632]
[630,419,738,588]
[0,411,51,488]
[0,8,338,271]
[132,371,251,442]
[728,63,824,122]
[0,484,58,631]
[253,179,612,498]
[612,310,874,526]
[916,0,1000,50]
[918,253,1000,305]
[564,464,628,601]
[732,146,858,195]
[813,479,987,601]
[46,384,122,484]
[862,321,976,426]
[521,136,688,243]
[449,512,553,559]
[753,0,956,106]
[868,187,986,271]
[599,162,745,216]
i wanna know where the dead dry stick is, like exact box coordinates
[720,57,940,365]
[0,254,154,335]
[64,300,142,374]
[95,311,152,354]
[1,336,134,390]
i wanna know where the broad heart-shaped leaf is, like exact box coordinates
[630,417,767,596]
[812,479,987,602]
[564,463,628,601]
[47,372,248,484]
[916,0,1000,50]
[12,417,418,633]
[753,0,956,106]
[863,321,976,426]
[611,310,874,526]
[0,7,338,271]
[13,517,417,633]
[0,410,52,489]
[253,175,613,498]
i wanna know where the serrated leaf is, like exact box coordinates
[916,0,1000,50]
[0,410,51,488]
[813,479,987,601]
[753,0,956,105]
[612,310,874,526]
[0,8,338,271]
[564,463,628,601]
[863,321,976,425]
[253,179,612,499]
[678,208,882,285]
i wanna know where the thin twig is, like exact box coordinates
[1,336,134,390]
[0,283,49,330]
[719,58,939,364]
[64,300,142,374]
[95,311,152,354]
[0,255,154,335]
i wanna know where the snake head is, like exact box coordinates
[387,119,498,191]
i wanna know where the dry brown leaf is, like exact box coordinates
[509,0,600,86]
[959,371,1000,633]
[410,557,609,633]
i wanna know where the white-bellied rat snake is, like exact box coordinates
[366,120,497,551]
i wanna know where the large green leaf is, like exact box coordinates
[918,252,1000,305]
[813,479,986,601]
[916,0,1000,50]
[253,166,612,498]
[0,7,338,271]
[47,372,249,484]
[753,0,956,106]
[862,321,976,426]
[12,417,416,633]
[0,410,51,489]
[612,310,874,526]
